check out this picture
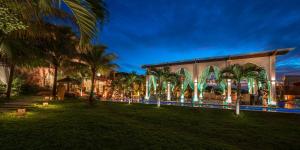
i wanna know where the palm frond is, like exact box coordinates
[63,0,97,46]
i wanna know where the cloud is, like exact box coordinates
[100,0,300,74]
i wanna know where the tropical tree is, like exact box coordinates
[78,45,117,105]
[0,38,39,99]
[164,71,179,100]
[134,75,145,100]
[111,73,127,100]
[1,0,108,98]
[123,72,142,104]
[35,26,77,98]
[0,0,108,45]
[220,63,264,115]
[147,67,175,107]
[62,60,90,96]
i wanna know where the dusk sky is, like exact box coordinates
[97,0,300,77]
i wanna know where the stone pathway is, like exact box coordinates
[0,96,41,113]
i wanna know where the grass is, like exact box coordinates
[0,99,300,150]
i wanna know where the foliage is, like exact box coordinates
[11,76,24,95]
[0,83,5,94]
[0,31,41,99]
[0,5,27,34]
[220,63,265,115]
[31,25,78,97]
[78,45,117,104]
[1,0,108,45]
[147,67,179,100]
[220,63,264,83]
[36,25,77,67]
[111,72,128,97]
[79,45,117,76]
[20,84,40,95]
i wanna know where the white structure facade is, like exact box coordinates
[143,48,293,106]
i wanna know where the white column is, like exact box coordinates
[145,76,149,100]
[226,79,232,104]
[269,55,276,105]
[199,86,203,100]
[253,80,258,94]
[192,63,198,103]
[167,82,171,101]
[270,80,276,105]
[193,79,198,102]
[180,83,184,103]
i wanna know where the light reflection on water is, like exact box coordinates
[142,100,300,114]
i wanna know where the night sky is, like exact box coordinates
[97,0,300,77]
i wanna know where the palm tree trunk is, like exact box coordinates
[52,65,58,98]
[123,89,125,101]
[236,82,241,115]
[6,64,15,99]
[157,91,161,107]
[129,91,132,104]
[0,31,5,44]
[89,70,96,104]
[129,84,134,104]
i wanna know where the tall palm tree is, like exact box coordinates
[78,45,117,104]
[0,38,40,99]
[134,75,145,101]
[61,60,90,96]
[36,26,77,98]
[111,73,127,100]
[220,63,264,115]
[1,0,108,45]
[164,71,179,100]
[148,67,174,107]
[124,72,142,104]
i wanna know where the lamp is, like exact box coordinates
[43,102,49,106]
[16,108,26,116]
[271,80,276,85]
[227,79,231,85]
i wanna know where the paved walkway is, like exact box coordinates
[0,96,41,113]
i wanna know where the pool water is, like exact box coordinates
[142,100,300,114]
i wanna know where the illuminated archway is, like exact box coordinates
[176,68,194,102]
[198,66,226,101]
[147,75,157,98]
[243,63,269,105]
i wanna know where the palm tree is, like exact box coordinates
[0,38,39,99]
[124,72,142,104]
[164,71,179,101]
[78,45,117,105]
[111,72,127,101]
[62,60,90,96]
[36,26,77,98]
[220,63,264,115]
[148,67,174,107]
[134,75,145,101]
[1,0,108,45]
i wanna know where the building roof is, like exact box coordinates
[284,75,300,78]
[142,48,294,68]
[57,76,81,84]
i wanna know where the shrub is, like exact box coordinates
[12,77,25,96]
[20,84,40,95]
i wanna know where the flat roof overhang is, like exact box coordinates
[142,48,294,68]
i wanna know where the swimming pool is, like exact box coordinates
[142,100,300,114]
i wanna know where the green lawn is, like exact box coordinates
[0,99,300,150]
